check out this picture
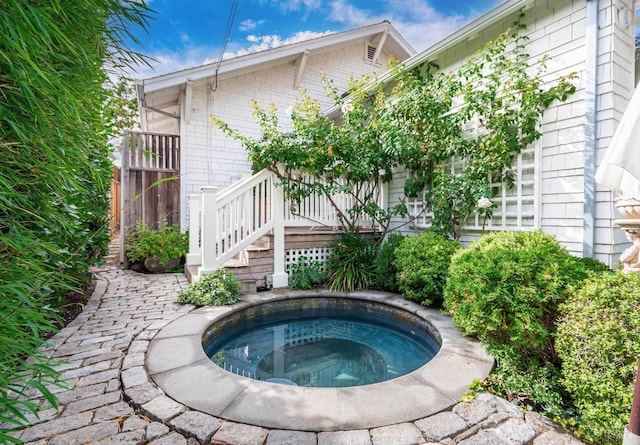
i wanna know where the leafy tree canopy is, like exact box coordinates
[213,17,576,240]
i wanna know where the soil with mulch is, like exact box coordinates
[48,282,95,337]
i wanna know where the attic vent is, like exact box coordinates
[366,43,377,60]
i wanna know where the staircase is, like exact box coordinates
[185,168,383,291]
[185,227,343,291]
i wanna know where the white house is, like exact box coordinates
[378,0,637,268]
[130,0,639,285]
[134,21,414,231]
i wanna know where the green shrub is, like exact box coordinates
[394,231,461,306]
[125,221,188,265]
[0,0,150,438]
[325,232,378,292]
[288,256,325,289]
[375,234,405,292]
[483,350,569,419]
[556,272,640,445]
[443,230,607,363]
[177,269,242,306]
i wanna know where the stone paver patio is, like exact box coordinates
[12,264,585,444]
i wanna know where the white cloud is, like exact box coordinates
[328,0,372,25]
[278,0,323,15]
[239,19,265,32]
[218,30,335,59]
[180,32,191,45]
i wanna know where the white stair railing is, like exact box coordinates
[284,173,385,228]
[191,169,287,285]
[186,167,385,287]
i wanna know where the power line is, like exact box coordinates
[213,0,239,92]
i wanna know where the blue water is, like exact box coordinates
[204,307,439,387]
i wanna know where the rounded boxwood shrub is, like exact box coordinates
[556,272,640,445]
[375,234,405,292]
[443,230,609,363]
[394,230,461,306]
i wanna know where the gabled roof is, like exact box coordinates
[137,21,414,134]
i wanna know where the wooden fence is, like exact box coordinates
[120,131,180,262]
[110,167,121,236]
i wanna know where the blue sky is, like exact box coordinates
[129,0,503,78]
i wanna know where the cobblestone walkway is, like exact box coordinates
[13,264,585,445]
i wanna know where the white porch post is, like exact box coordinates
[200,186,218,275]
[271,181,288,287]
[185,194,202,265]
[379,173,388,233]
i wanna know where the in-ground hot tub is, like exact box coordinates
[203,297,440,388]
[146,289,493,431]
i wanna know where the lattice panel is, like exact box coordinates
[408,144,538,232]
[286,248,332,268]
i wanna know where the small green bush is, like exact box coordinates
[556,272,640,445]
[325,231,378,292]
[443,230,607,362]
[288,256,325,289]
[177,269,242,306]
[394,230,461,306]
[125,221,188,264]
[375,234,405,292]
[483,350,568,418]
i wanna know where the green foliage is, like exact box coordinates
[124,221,188,265]
[213,18,575,241]
[104,77,140,135]
[394,231,461,306]
[443,230,606,364]
[484,350,570,419]
[375,234,406,292]
[213,73,401,234]
[324,232,378,292]
[556,272,640,444]
[0,0,151,438]
[381,20,576,239]
[288,256,326,289]
[177,269,243,306]
[443,231,611,424]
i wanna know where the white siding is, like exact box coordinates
[388,0,634,267]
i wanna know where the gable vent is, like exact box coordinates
[366,44,377,60]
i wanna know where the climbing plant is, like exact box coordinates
[381,19,576,239]
[212,17,576,240]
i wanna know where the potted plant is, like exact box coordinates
[124,221,188,273]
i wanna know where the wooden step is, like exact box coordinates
[185,228,351,291]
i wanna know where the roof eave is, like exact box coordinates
[140,21,414,95]
[325,0,532,118]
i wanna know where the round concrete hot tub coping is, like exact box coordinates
[146,289,494,432]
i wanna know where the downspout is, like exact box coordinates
[583,0,599,258]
